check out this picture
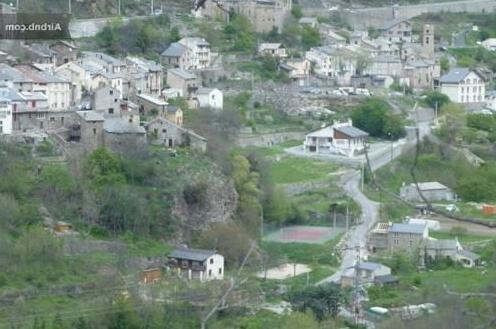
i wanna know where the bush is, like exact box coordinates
[351,98,406,140]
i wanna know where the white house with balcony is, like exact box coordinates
[439,68,486,104]
[0,97,12,134]
[169,247,224,281]
[178,37,211,70]
[303,120,369,157]
[258,43,288,58]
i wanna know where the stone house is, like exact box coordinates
[166,68,199,98]
[195,87,223,111]
[203,0,292,33]
[161,42,191,70]
[422,238,481,268]
[400,182,455,203]
[165,105,183,126]
[403,59,440,90]
[103,118,147,156]
[439,68,486,104]
[168,247,224,281]
[0,63,34,92]
[82,51,127,75]
[91,85,121,116]
[1,87,76,133]
[145,117,207,152]
[125,56,163,95]
[49,40,78,66]
[369,222,429,253]
[54,62,88,106]
[137,93,168,116]
[15,65,71,111]
[388,223,429,252]
[258,43,288,58]
[279,59,311,82]
[364,54,403,78]
[341,262,392,287]
[378,18,413,44]
[139,268,162,285]
[303,120,369,157]
[90,72,123,96]
[75,110,104,153]
[319,24,346,45]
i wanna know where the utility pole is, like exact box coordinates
[260,207,264,240]
[361,160,365,191]
[200,243,256,329]
[345,206,349,232]
[68,0,71,15]
[151,0,154,15]
[118,0,121,16]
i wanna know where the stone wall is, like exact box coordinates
[343,0,496,29]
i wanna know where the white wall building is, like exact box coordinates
[195,87,223,111]
[0,97,12,134]
[169,248,224,281]
[258,43,288,58]
[178,37,211,70]
[439,68,486,104]
[304,119,369,157]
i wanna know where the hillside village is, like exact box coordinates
[1,0,496,328]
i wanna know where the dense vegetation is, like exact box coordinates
[351,98,406,140]
[94,15,179,59]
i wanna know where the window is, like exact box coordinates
[93,128,97,135]
[108,108,114,114]
[218,268,222,275]
[208,269,212,277]
[210,258,214,264]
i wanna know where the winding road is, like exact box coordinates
[316,107,434,285]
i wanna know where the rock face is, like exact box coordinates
[172,168,238,239]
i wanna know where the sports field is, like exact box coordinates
[263,225,344,244]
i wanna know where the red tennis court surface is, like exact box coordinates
[263,225,344,244]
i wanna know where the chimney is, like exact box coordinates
[392,4,399,19]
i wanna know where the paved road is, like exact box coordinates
[316,107,434,285]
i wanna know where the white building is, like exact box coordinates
[258,43,288,58]
[439,68,486,104]
[481,38,496,51]
[195,87,223,111]
[177,37,211,70]
[303,120,369,157]
[0,97,12,134]
[169,247,224,281]
[305,46,364,84]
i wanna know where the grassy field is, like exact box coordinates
[270,157,339,184]
[233,140,302,157]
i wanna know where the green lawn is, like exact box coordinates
[270,157,339,184]
[233,140,302,157]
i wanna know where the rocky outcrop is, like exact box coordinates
[172,167,238,239]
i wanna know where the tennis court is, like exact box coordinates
[263,225,343,244]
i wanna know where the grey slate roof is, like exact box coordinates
[76,110,105,122]
[103,118,146,134]
[458,249,480,261]
[334,125,369,138]
[356,262,383,271]
[169,247,216,262]
[374,274,399,284]
[425,239,458,250]
[379,18,410,31]
[167,105,179,113]
[389,223,426,235]
[0,64,32,83]
[439,68,483,84]
[168,68,196,80]
[162,42,188,57]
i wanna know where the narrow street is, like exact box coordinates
[316,107,434,285]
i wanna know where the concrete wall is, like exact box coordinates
[343,0,496,29]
